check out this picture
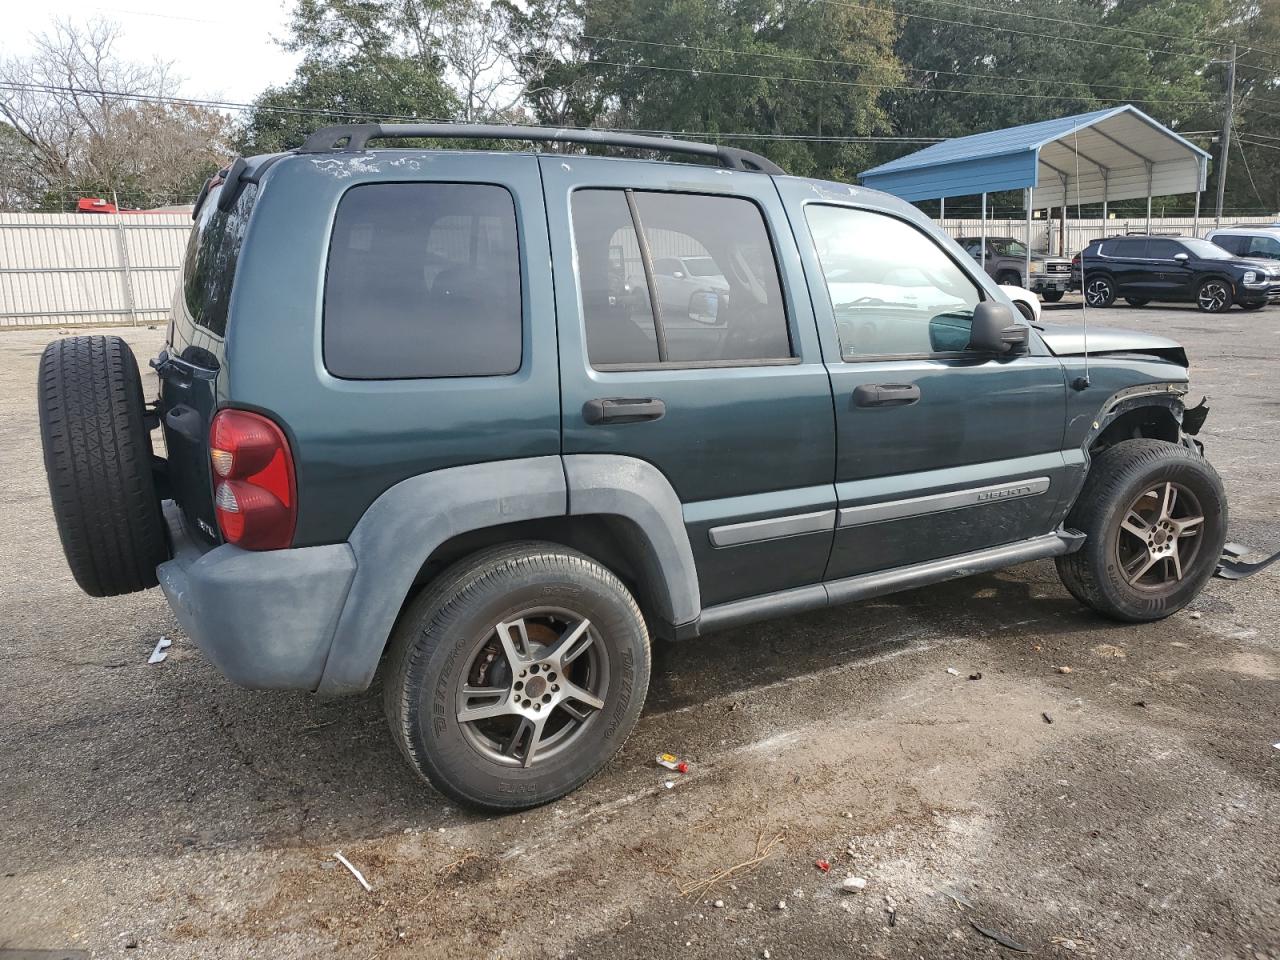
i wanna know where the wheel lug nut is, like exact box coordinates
[533,703,541,711]
[552,684,560,692]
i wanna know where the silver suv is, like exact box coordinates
[957,235,1073,302]
[1206,225,1280,263]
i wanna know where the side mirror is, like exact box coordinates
[1173,252,1190,262]
[672,270,685,279]
[969,300,1029,355]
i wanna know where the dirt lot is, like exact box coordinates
[2,301,1278,960]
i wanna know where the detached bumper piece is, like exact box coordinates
[1216,541,1280,581]
[156,501,357,689]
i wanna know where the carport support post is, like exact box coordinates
[1101,174,1109,236]
[980,193,987,271]
[939,196,945,221]
[1025,187,1033,286]
[1145,162,1154,235]
[1193,188,1201,239]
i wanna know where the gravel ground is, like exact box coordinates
[1,301,1278,960]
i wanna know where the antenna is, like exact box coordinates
[1073,130,1091,391]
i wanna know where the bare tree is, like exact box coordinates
[0,18,232,209]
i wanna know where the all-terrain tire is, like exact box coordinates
[1056,439,1226,622]
[37,336,168,596]
[382,542,651,811]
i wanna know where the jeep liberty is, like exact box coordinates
[37,124,1227,811]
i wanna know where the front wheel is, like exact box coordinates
[383,542,651,811]
[1197,279,1233,313]
[1056,440,1227,622]
[1084,276,1116,307]
[1042,289,1065,303]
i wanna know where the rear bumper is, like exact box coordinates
[156,501,356,690]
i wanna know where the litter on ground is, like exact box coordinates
[146,636,171,665]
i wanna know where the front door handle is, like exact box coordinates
[583,397,667,424]
[854,383,921,408]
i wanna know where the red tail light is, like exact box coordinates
[1071,254,1081,266]
[209,409,296,550]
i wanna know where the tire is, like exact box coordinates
[1239,301,1265,311]
[1013,300,1036,323]
[1042,289,1065,303]
[382,542,651,811]
[37,336,168,597]
[1055,439,1227,623]
[1084,275,1116,307]
[1125,297,1150,307]
[1196,278,1233,313]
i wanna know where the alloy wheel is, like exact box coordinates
[455,608,609,768]
[1085,279,1112,306]
[1198,281,1229,312]
[1115,481,1206,590]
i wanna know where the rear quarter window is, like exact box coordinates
[323,182,522,380]
[182,183,258,339]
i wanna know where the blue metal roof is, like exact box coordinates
[859,105,1211,206]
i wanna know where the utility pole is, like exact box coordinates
[1215,42,1237,228]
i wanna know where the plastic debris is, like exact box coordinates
[656,753,690,774]
[815,858,831,873]
[841,876,867,893]
[945,667,960,676]
[1042,712,1054,724]
[970,920,1030,953]
[147,635,171,665]
[664,780,675,790]
[333,851,372,892]
[1272,742,1280,750]
[776,900,787,911]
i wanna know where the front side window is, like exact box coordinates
[571,189,792,368]
[1247,235,1280,259]
[324,182,521,379]
[1147,239,1184,259]
[804,205,985,359]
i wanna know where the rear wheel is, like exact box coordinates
[1125,297,1150,307]
[1042,289,1065,303]
[1196,279,1233,313]
[1084,276,1116,307]
[1239,301,1266,311]
[383,542,651,811]
[37,336,168,596]
[1056,440,1226,622]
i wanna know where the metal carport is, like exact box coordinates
[858,105,1212,282]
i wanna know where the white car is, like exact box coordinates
[1205,225,1280,264]
[1000,284,1041,323]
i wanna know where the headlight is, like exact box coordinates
[1029,261,1043,273]
[1243,271,1257,284]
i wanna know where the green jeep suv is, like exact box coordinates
[37,124,1226,810]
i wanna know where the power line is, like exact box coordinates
[1232,120,1265,209]
[586,58,1220,107]
[583,34,1221,96]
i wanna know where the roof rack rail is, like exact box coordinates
[296,123,786,175]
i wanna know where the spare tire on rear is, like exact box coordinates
[38,336,169,596]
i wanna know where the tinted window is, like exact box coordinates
[182,183,257,338]
[1105,238,1148,258]
[323,183,521,379]
[1147,239,1184,259]
[1243,235,1280,259]
[572,189,792,367]
[805,206,985,359]
[1212,235,1247,255]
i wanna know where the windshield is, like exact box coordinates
[989,238,1028,257]
[682,256,722,277]
[1181,238,1234,260]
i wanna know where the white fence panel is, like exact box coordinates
[0,213,191,328]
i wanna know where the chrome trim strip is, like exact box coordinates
[709,509,836,548]
[838,477,1051,528]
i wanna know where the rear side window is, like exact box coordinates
[182,184,257,338]
[571,189,792,368]
[324,183,521,380]
[1104,238,1148,258]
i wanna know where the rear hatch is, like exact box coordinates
[156,175,259,546]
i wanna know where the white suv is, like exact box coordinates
[1206,225,1280,263]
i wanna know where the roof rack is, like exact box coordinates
[296,123,786,175]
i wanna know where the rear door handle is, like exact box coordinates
[582,397,666,425]
[854,383,921,408]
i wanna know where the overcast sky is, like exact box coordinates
[2,1,302,104]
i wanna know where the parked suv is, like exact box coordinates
[1077,234,1279,312]
[37,124,1226,811]
[957,235,1073,301]
[1205,225,1280,263]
